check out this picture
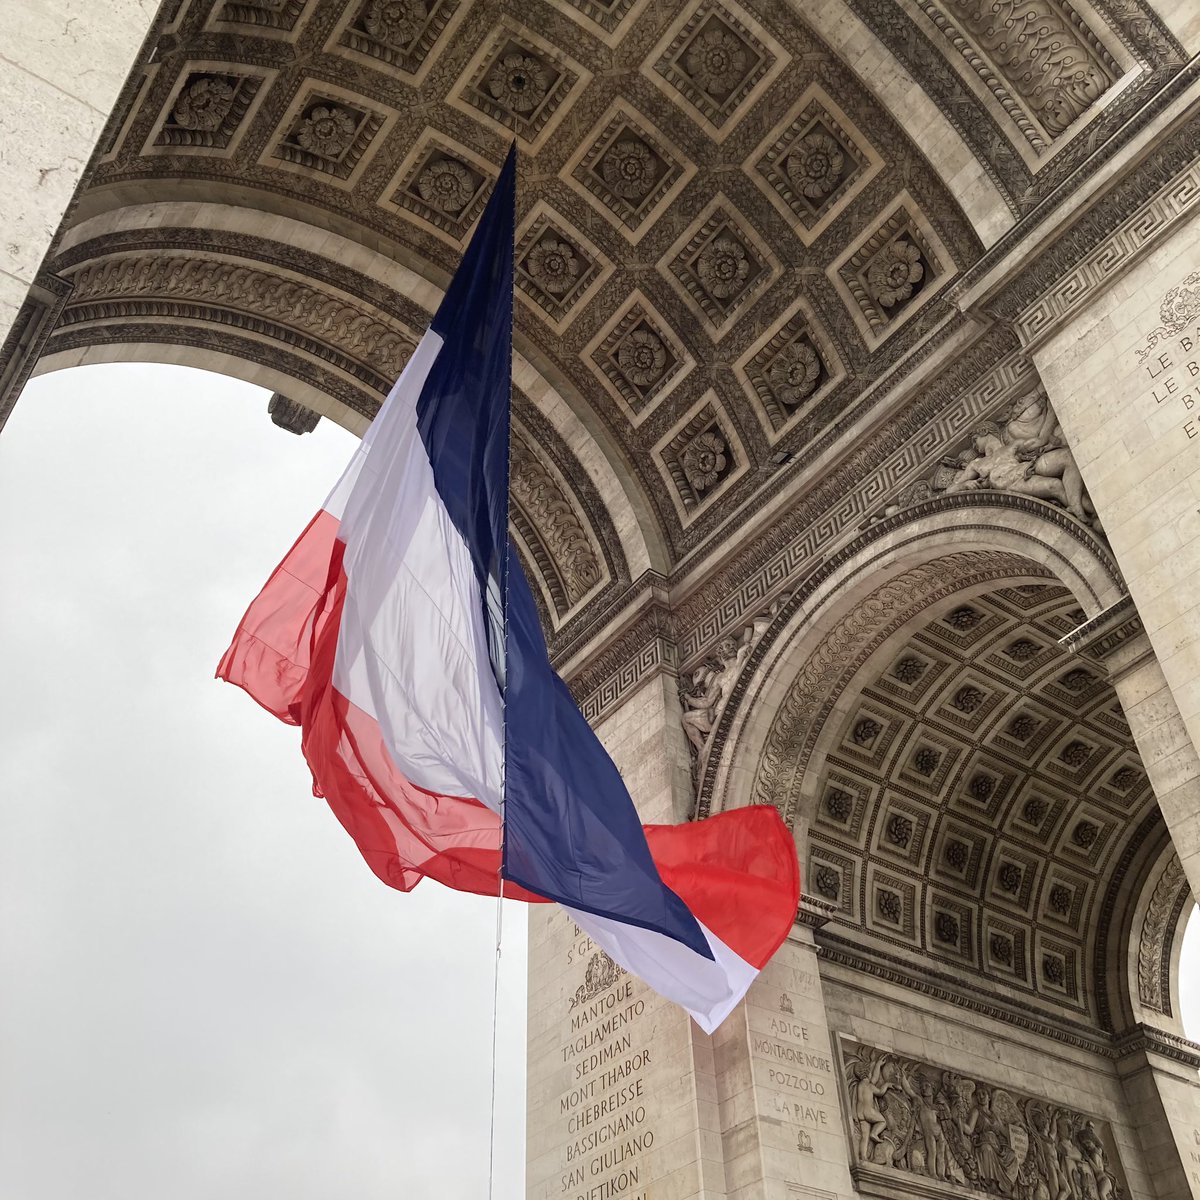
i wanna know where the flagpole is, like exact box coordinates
[487,140,518,1200]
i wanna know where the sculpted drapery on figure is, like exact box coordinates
[875,389,1101,530]
[843,1043,1127,1200]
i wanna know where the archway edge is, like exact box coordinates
[45,199,658,576]
[703,493,1126,821]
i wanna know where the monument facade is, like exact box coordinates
[5,0,1200,1196]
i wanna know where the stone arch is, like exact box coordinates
[39,200,661,580]
[29,201,680,637]
[688,492,1160,1032]
[1099,830,1196,1036]
[699,491,1124,822]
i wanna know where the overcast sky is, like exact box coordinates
[0,363,526,1200]
[2,362,1199,1199]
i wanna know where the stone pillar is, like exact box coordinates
[1115,1029,1200,1200]
[1062,608,1200,903]
[1033,204,1200,812]
[0,0,156,424]
[710,918,855,1199]
[526,672,716,1200]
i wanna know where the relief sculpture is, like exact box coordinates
[680,593,792,757]
[872,390,1101,531]
[844,1042,1127,1200]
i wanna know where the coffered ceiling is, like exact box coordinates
[20,0,1188,631]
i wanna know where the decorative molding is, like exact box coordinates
[0,274,71,436]
[1136,853,1190,1017]
[1114,1023,1200,1068]
[267,392,320,434]
[1058,595,1142,661]
[919,0,1119,150]
[510,428,605,618]
[1015,157,1200,348]
[61,254,415,381]
[674,340,1034,662]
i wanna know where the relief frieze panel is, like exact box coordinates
[841,1040,1129,1199]
[869,388,1102,533]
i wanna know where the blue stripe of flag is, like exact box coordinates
[413,144,711,959]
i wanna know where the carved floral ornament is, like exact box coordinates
[870,389,1102,532]
[616,329,667,388]
[696,235,750,300]
[683,23,748,96]
[785,130,844,200]
[296,105,359,161]
[599,138,659,202]
[173,76,236,131]
[363,0,427,48]
[487,52,551,114]
[415,158,475,214]
[843,1041,1128,1198]
[767,339,821,406]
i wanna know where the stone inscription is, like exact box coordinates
[558,929,653,1200]
[751,994,837,1138]
[1137,272,1200,444]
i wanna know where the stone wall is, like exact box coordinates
[1035,204,1200,907]
[1,1,154,341]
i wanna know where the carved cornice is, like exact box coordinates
[1113,1024,1200,1069]
[567,586,676,723]
[969,86,1200,337]
[951,56,1200,308]
[820,933,1115,1055]
[798,896,837,929]
[1058,594,1143,661]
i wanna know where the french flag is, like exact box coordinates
[217,146,798,1032]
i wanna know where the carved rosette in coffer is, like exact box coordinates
[838,1039,1130,1200]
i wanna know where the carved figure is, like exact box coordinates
[842,1044,1128,1200]
[876,389,1100,530]
[851,1056,895,1162]
[680,593,790,757]
[903,1073,951,1181]
[680,637,749,753]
